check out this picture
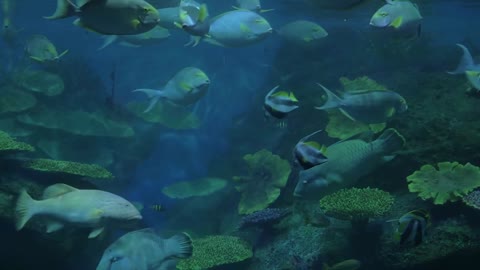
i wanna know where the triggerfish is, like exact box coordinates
[96,228,193,270]
[293,129,328,170]
[447,44,480,91]
[15,183,142,238]
[315,83,408,124]
[294,128,405,199]
[264,85,299,119]
[394,209,430,246]
[133,67,210,112]
[369,0,422,36]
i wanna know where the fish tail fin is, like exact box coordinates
[133,88,165,113]
[376,128,406,153]
[315,83,342,110]
[98,35,118,50]
[165,232,193,259]
[447,44,475,75]
[15,189,38,231]
[44,0,76,20]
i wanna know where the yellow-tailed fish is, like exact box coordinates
[177,2,210,46]
[264,85,299,119]
[447,44,480,91]
[45,0,160,35]
[277,20,328,46]
[293,129,328,170]
[370,0,422,36]
[25,34,68,62]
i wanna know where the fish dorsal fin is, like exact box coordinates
[390,16,403,29]
[42,183,78,199]
[198,4,209,22]
[299,129,323,143]
[344,89,385,95]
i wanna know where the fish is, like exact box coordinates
[277,20,328,46]
[157,7,181,29]
[98,26,170,50]
[133,67,210,112]
[15,183,142,238]
[204,10,273,47]
[24,34,68,62]
[177,1,210,46]
[394,209,430,246]
[447,44,480,91]
[369,0,422,36]
[150,204,166,212]
[294,128,405,198]
[315,83,408,124]
[293,129,328,170]
[323,259,362,270]
[96,228,193,270]
[45,0,160,35]
[264,85,299,119]
[233,0,274,13]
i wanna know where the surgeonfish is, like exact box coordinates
[133,67,210,112]
[315,83,408,124]
[294,128,405,198]
[447,44,480,91]
[15,183,142,238]
[293,129,328,170]
[369,0,422,36]
[277,20,328,46]
[25,34,68,62]
[233,0,274,13]
[394,209,430,246]
[96,228,193,270]
[264,85,299,119]
[205,10,273,47]
[98,26,170,50]
[45,0,160,35]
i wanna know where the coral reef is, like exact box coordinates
[22,158,114,180]
[319,187,394,221]
[177,235,253,270]
[0,85,37,114]
[238,208,291,229]
[234,149,291,214]
[407,162,480,205]
[161,177,228,199]
[0,130,35,153]
[462,189,480,210]
[15,69,65,96]
[127,101,201,130]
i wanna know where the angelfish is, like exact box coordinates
[447,44,480,91]
[293,129,328,170]
[264,85,299,119]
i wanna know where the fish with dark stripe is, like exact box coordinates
[395,209,430,246]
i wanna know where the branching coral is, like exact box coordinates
[319,187,394,220]
[177,235,253,270]
[407,162,480,205]
[23,158,114,179]
[161,177,228,199]
[0,130,35,153]
[234,149,291,214]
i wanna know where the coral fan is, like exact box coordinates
[319,187,394,220]
[407,162,480,205]
[161,177,228,199]
[23,159,113,179]
[238,208,291,229]
[177,235,253,270]
[234,149,291,214]
[0,130,35,153]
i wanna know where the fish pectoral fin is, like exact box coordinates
[389,16,403,29]
[55,49,69,60]
[385,107,396,117]
[303,37,312,42]
[46,221,64,233]
[88,227,105,239]
[131,19,141,29]
[29,56,45,62]
[90,209,104,218]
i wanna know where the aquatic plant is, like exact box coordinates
[234,149,291,214]
[0,130,35,153]
[23,158,114,180]
[161,177,228,199]
[14,69,64,96]
[238,208,291,229]
[0,85,37,114]
[176,235,253,270]
[407,162,480,205]
[17,106,134,137]
[319,187,394,221]
[127,101,201,130]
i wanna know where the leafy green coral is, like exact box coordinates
[161,177,228,199]
[319,187,394,220]
[127,101,201,130]
[23,159,113,179]
[234,149,291,214]
[0,130,35,152]
[177,235,253,270]
[407,162,480,205]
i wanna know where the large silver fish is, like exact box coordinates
[293,129,405,198]
[447,44,480,91]
[96,228,193,270]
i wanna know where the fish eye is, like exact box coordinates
[110,256,121,263]
[303,180,308,184]
[380,12,388,17]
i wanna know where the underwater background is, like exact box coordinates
[1,0,480,269]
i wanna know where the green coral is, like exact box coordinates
[127,101,201,130]
[177,235,253,270]
[0,130,35,152]
[407,162,480,205]
[23,158,114,179]
[234,149,291,214]
[319,187,394,220]
[162,177,228,199]
[15,69,65,96]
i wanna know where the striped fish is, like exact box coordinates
[264,85,299,119]
[395,209,430,246]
